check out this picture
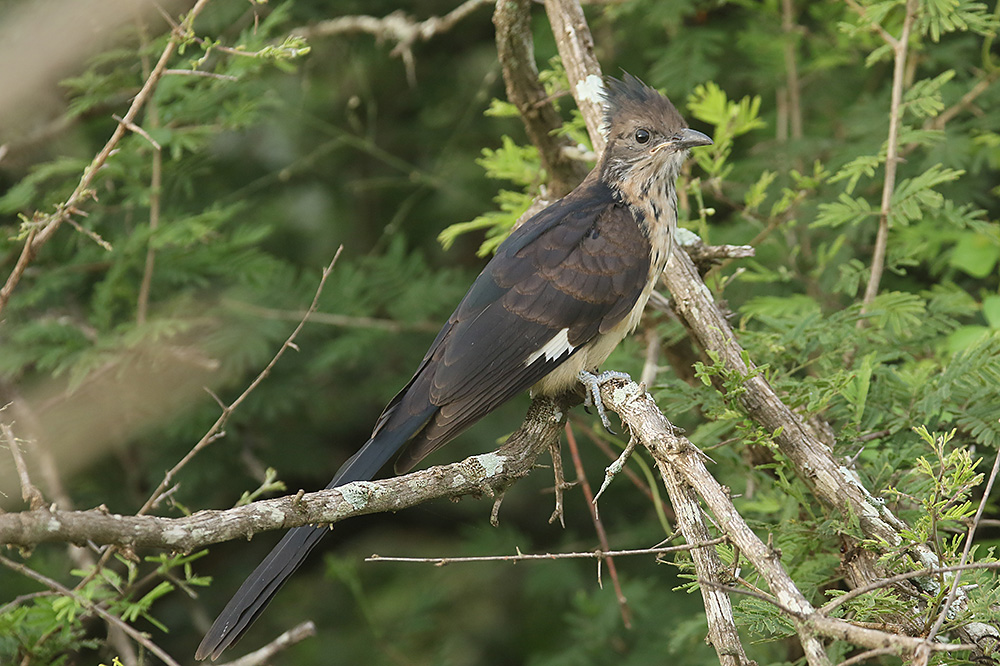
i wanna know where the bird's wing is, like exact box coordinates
[388,181,651,472]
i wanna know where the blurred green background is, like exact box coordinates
[1,0,999,664]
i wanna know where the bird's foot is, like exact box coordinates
[577,370,631,434]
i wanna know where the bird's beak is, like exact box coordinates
[649,128,714,155]
[676,128,713,148]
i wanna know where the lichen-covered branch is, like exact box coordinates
[0,395,570,551]
[596,375,976,663]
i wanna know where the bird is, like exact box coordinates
[196,72,712,660]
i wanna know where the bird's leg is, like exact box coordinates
[593,430,638,507]
[577,370,631,434]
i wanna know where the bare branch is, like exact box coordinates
[215,621,316,666]
[294,0,493,86]
[660,229,1000,654]
[0,394,570,551]
[493,0,591,197]
[365,537,729,564]
[542,0,605,152]
[596,375,976,661]
[859,0,917,316]
[2,420,45,510]
[655,439,751,665]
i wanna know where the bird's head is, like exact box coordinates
[599,73,712,202]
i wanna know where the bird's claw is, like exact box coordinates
[577,370,631,434]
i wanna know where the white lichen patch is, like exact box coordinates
[257,504,286,524]
[675,227,701,247]
[339,480,385,510]
[46,516,61,532]
[162,524,190,545]
[472,453,505,476]
[576,74,604,103]
[452,473,467,488]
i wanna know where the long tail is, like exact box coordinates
[195,430,416,660]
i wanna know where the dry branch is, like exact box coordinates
[294,0,492,86]
[493,0,591,197]
[660,226,1000,656]
[214,621,316,666]
[543,0,606,153]
[0,395,570,551]
[595,375,977,663]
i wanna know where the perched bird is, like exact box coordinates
[196,72,711,660]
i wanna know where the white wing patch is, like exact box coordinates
[525,328,575,366]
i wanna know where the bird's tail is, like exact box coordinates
[195,429,417,660]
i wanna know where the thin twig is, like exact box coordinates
[2,421,45,510]
[215,621,316,666]
[136,21,162,326]
[546,436,568,526]
[73,249,344,590]
[926,72,999,130]
[137,248,343,516]
[0,555,181,666]
[821,561,1000,614]
[565,422,633,628]
[834,647,901,666]
[163,68,238,81]
[579,422,674,524]
[112,113,161,151]
[858,0,917,318]
[921,446,1000,648]
[366,538,729,565]
[844,0,899,48]
[225,300,440,333]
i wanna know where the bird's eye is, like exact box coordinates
[634,128,651,144]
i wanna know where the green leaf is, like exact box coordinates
[842,353,876,422]
[889,165,964,226]
[983,295,1000,328]
[813,192,875,228]
[476,135,542,187]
